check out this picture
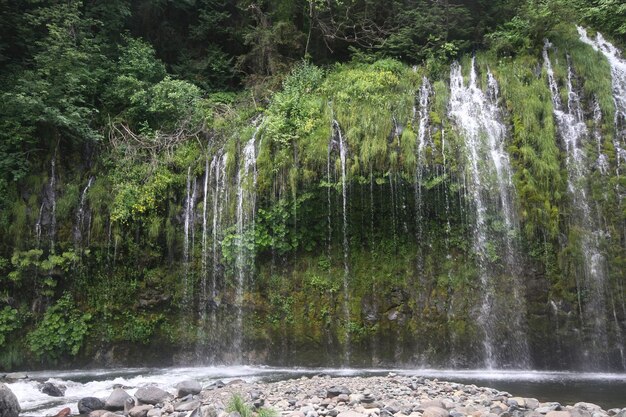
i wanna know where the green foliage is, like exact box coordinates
[584,0,626,40]
[27,294,91,361]
[0,306,20,347]
[227,394,277,417]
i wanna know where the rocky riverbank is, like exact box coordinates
[6,373,625,417]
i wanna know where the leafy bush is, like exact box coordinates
[27,294,91,361]
[0,306,19,346]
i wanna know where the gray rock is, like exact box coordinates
[101,413,124,417]
[337,412,366,417]
[525,400,540,410]
[176,380,202,397]
[545,412,571,417]
[41,382,66,397]
[201,405,218,417]
[106,388,133,410]
[423,407,449,417]
[89,410,109,417]
[607,410,620,417]
[147,409,163,417]
[176,401,202,412]
[80,397,106,414]
[135,386,171,405]
[0,383,21,417]
[229,412,242,417]
[125,397,137,414]
[328,387,352,398]
[575,405,602,412]
[421,401,447,411]
[129,405,154,417]
[4,373,27,382]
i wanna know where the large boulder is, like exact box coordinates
[105,388,132,410]
[327,386,351,398]
[135,386,171,405]
[176,380,202,397]
[79,397,106,414]
[41,382,66,397]
[0,383,21,417]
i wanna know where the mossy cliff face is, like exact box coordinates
[0,26,625,371]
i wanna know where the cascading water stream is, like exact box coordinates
[233,124,261,362]
[201,157,210,319]
[74,176,94,251]
[415,77,432,242]
[332,119,351,365]
[544,42,610,368]
[578,27,626,179]
[449,58,529,368]
[182,167,197,310]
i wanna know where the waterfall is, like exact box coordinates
[74,176,94,251]
[36,156,58,252]
[544,42,610,368]
[201,158,210,319]
[333,119,351,365]
[233,124,261,361]
[578,27,626,177]
[415,77,432,241]
[182,167,198,310]
[448,58,529,368]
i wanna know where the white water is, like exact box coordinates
[448,58,529,368]
[234,125,261,361]
[74,176,94,250]
[578,27,626,176]
[182,167,197,310]
[544,42,610,367]
[415,77,432,240]
[333,119,351,366]
[201,157,210,319]
[8,366,626,417]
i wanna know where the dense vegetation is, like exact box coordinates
[0,0,625,370]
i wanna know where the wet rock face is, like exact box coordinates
[0,383,21,417]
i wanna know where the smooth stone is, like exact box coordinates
[525,400,540,410]
[421,401,447,411]
[201,406,218,417]
[176,401,202,412]
[337,412,366,417]
[101,413,124,417]
[177,380,202,397]
[328,387,352,398]
[423,407,449,417]
[229,412,242,417]
[291,412,306,417]
[4,373,27,381]
[546,412,571,417]
[0,384,21,417]
[135,386,171,405]
[129,405,154,417]
[147,409,163,417]
[607,410,620,417]
[575,405,602,413]
[106,388,133,411]
[510,399,526,409]
[89,411,109,417]
[227,380,245,386]
[80,397,106,414]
